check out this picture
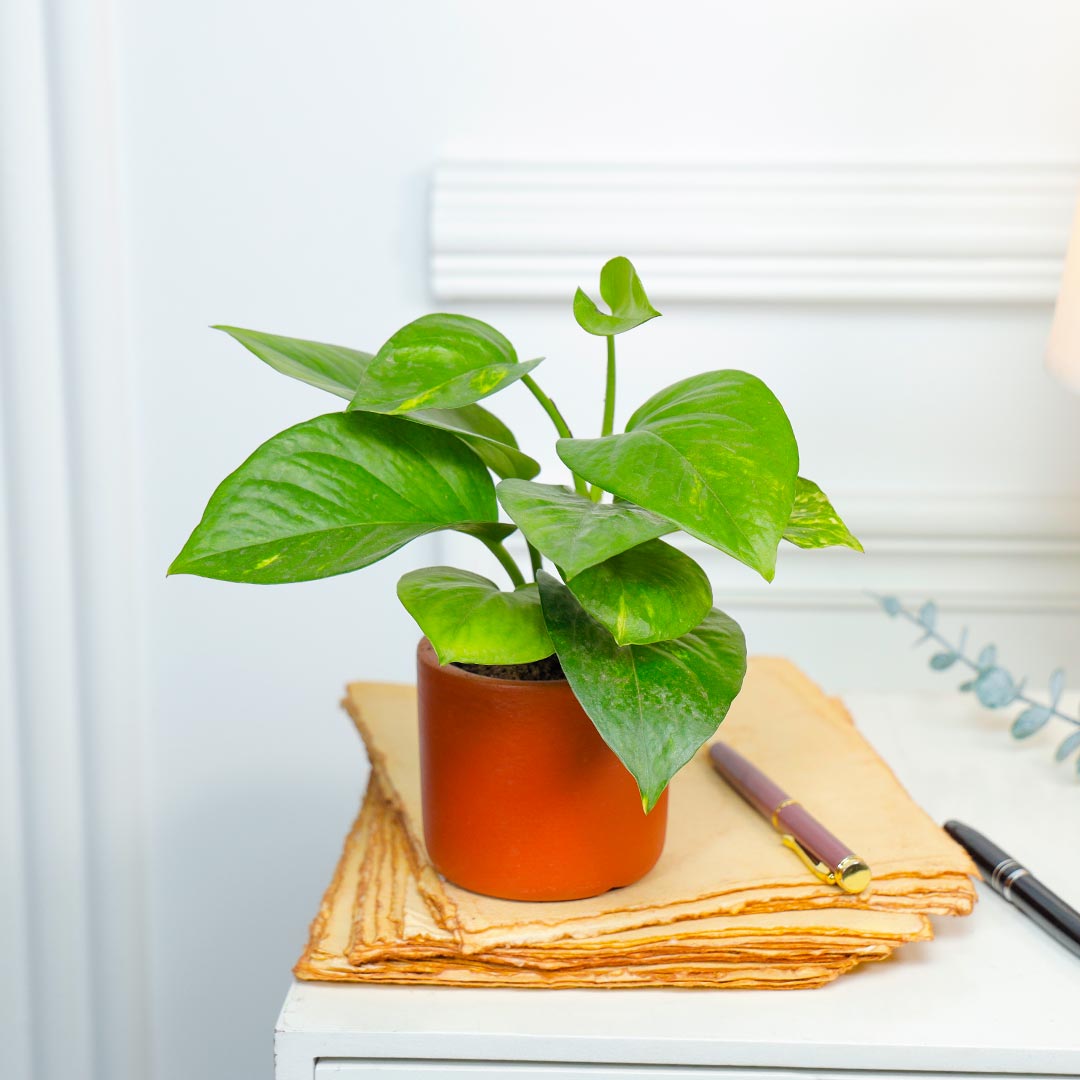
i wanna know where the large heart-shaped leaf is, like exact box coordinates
[537,572,746,811]
[215,325,371,398]
[573,256,662,336]
[558,371,798,581]
[408,405,539,480]
[565,539,712,646]
[783,477,863,552]
[496,480,674,578]
[348,314,541,414]
[169,412,508,584]
[397,568,552,665]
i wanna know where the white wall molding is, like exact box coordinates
[0,0,97,1076]
[431,161,1080,303]
[0,1,149,1078]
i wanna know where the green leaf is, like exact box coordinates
[1055,729,1080,762]
[214,326,372,399]
[1011,706,1051,739]
[496,480,674,578]
[1049,668,1066,707]
[537,571,746,811]
[878,595,902,616]
[405,404,539,480]
[348,314,541,414]
[169,412,506,584]
[573,256,661,337]
[397,568,553,665]
[930,651,957,670]
[974,666,1017,709]
[565,539,712,646]
[558,371,798,581]
[213,326,537,479]
[783,477,863,552]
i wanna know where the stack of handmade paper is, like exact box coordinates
[296,658,977,989]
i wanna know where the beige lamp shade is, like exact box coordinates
[1048,200,1080,391]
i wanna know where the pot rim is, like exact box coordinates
[417,637,571,688]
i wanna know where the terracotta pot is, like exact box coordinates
[416,639,668,901]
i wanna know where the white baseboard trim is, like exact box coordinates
[431,161,1079,303]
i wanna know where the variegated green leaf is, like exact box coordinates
[783,477,863,552]
[169,412,508,583]
[565,540,712,646]
[349,314,541,414]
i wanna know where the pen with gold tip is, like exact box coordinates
[708,742,872,894]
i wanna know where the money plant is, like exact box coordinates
[170,257,862,810]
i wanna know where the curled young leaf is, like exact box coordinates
[397,568,552,665]
[169,412,506,584]
[1011,706,1051,739]
[349,314,541,414]
[783,478,863,552]
[573,256,661,337]
[537,571,746,812]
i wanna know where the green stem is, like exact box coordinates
[602,335,616,437]
[521,374,589,498]
[526,541,543,578]
[589,334,617,501]
[482,537,526,588]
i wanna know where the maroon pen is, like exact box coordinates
[708,742,872,894]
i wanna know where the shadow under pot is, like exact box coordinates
[416,637,669,902]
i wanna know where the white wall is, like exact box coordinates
[5,2,1080,1078]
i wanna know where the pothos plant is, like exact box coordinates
[170,257,862,810]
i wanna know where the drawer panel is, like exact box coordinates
[315,1062,1015,1080]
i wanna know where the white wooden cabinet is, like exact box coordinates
[275,691,1080,1079]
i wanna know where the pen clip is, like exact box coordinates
[779,833,837,886]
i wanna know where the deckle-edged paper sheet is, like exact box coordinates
[296,657,975,989]
[295,778,920,989]
[341,658,975,953]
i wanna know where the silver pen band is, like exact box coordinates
[990,857,1030,900]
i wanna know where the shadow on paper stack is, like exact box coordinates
[296,658,977,989]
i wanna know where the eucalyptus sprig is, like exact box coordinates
[878,596,1080,774]
[170,256,861,809]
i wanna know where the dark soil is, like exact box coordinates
[453,654,565,681]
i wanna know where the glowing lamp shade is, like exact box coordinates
[1048,202,1080,392]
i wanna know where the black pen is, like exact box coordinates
[944,820,1080,959]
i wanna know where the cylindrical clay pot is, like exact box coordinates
[416,639,668,902]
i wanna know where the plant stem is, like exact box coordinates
[520,373,589,498]
[894,606,1080,730]
[602,335,616,437]
[589,335,617,501]
[482,537,526,589]
[526,541,543,578]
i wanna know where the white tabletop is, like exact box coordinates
[276,690,1080,1077]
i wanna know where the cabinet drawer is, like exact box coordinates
[315,1062,1001,1080]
